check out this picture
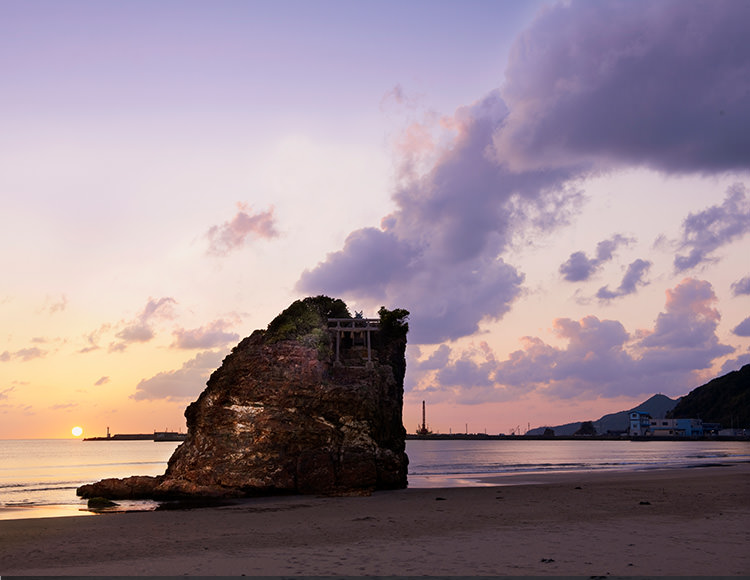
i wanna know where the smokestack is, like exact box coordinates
[417,400,430,435]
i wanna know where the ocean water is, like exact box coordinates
[1,438,748,519]
[406,438,750,487]
[0,439,180,520]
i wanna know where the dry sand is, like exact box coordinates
[1,464,748,576]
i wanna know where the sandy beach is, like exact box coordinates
[1,463,748,576]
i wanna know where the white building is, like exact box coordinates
[629,412,704,437]
[629,411,651,436]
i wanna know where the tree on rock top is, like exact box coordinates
[265,296,350,343]
[378,306,409,340]
[377,306,409,386]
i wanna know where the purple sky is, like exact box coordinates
[1,0,749,437]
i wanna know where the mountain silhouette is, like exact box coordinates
[527,393,679,436]
[669,363,750,428]
[528,363,750,435]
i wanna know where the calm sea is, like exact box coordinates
[406,438,750,487]
[1,438,748,520]
[0,439,181,520]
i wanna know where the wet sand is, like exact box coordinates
[1,463,748,576]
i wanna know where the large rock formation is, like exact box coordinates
[78,296,409,499]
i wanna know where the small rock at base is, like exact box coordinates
[87,497,119,509]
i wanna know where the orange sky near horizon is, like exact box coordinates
[2,0,750,439]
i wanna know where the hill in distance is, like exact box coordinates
[669,363,750,428]
[527,393,679,436]
[528,363,750,435]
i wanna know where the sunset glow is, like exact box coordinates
[71,426,83,438]
[1,0,748,439]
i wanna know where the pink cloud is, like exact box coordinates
[206,203,279,257]
[78,324,111,354]
[109,297,177,352]
[171,319,240,349]
[0,347,47,362]
[114,324,154,344]
[413,278,733,402]
[380,84,425,110]
[640,279,721,349]
[393,120,437,180]
[39,294,68,315]
[131,350,225,402]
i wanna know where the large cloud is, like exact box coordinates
[298,92,579,344]
[416,279,733,401]
[494,0,750,174]
[298,1,750,345]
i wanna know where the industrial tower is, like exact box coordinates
[416,400,431,435]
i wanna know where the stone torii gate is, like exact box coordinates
[328,318,380,367]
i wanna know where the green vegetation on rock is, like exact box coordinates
[265,296,351,358]
[378,306,409,340]
[376,306,410,385]
[263,297,410,367]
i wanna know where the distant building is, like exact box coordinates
[629,411,652,436]
[718,428,741,436]
[676,418,703,437]
[650,418,703,437]
[629,412,703,437]
[703,422,722,435]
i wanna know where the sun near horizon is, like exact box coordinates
[71,426,83,438]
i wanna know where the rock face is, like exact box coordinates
[78,296,409,499]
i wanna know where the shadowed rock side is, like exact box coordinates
[78,297,409,500]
